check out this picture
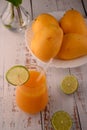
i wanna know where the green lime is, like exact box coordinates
[6,65,29,86]
[61,75,78,94]
[51,111,72,130]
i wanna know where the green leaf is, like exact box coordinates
[6,0,22,7]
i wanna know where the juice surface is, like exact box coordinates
[16,70,48,114]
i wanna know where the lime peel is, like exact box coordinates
[51,111,73,130]
[60,75,78,94]
[6,65,29,86]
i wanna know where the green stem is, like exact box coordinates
[16,6,24,27]
[11,4,14,21]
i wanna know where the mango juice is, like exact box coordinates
[16,65,48,114]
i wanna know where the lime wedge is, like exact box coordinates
[6,65,29,86]
[51,111,72,130]
[61,75,78,94]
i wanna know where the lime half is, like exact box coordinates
[51,111,72,130]
[6,65,29,86]
[61,75,78,94]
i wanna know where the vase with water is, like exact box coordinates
[1,2,31,31]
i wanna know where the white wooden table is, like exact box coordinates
[0,0,87,130]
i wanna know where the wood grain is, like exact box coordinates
[31,0,86,18]
[0,0,87,130]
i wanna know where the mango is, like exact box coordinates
[55,33,87,60]
[32,13,59,34]
[30,25,63,62]
[59,9,87,35]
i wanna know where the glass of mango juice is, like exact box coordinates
[6,64,48,114]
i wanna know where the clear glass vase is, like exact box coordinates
[1,2,31,31]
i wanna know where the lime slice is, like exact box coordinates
[6,65,29,86]
[61,75,78,94]
[51,111,72,130]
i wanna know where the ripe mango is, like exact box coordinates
[55,33,87,60]
[59,9,87,35]
[32,13,59,34]
[30,25,63,62]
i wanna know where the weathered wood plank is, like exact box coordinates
[56,0,85,16]
[0,0,87,130]
[41,67,84,130]
[70,64,87,129]
[81,0,87,16]
[32,0,58,18]
[31,0,85,18]
[0,19,42,130]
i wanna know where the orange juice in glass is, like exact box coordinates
[15,64,48,114]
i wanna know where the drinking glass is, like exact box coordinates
[15,64,48,114]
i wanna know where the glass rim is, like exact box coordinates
[26,64,46,74]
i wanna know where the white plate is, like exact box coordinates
[25,11,87,68]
